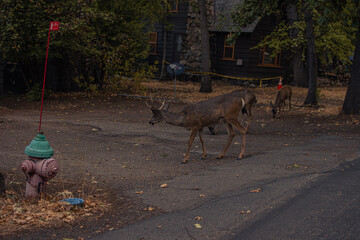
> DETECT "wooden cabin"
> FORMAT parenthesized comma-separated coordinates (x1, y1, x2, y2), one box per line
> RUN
(148, 0, 289, 83)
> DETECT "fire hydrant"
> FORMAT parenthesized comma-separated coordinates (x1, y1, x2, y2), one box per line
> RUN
(21, 132, 58, 198)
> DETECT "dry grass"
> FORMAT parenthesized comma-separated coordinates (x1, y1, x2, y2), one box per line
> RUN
(142, 79, 348, 117)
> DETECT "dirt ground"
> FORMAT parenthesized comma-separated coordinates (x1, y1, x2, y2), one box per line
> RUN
(0, 80, 359, 239)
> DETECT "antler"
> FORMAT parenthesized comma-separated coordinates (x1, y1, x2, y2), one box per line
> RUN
(145, 101, 152, 108)
(146, 99, 166, 110)
(159, 100, 166, 110)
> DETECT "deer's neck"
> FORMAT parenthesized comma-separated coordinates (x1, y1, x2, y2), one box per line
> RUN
(162, 110, 186, 127)
(275, 92, 282, 106)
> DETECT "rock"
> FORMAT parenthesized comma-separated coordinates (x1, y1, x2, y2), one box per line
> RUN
(242, 81, 250, 87)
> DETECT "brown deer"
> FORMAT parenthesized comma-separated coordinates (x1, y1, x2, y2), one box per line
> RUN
(270, 85, 292, 118)
(148, 90, 257, 164)
(208, 91, 257, 135)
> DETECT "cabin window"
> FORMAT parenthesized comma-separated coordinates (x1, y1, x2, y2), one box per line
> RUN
(149, 32, 157, 55)
(168, 0, 179, 12)
(222, 34, 235, 60)
(258, 37, 281, 66)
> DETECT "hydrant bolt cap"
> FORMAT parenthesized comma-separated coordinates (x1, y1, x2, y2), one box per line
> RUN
(25, 132, 54, 158)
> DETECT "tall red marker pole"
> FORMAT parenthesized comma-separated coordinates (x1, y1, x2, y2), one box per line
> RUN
(39, 21, 59, 132)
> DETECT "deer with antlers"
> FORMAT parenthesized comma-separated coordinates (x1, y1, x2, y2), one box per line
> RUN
(148, 89, 257, 164)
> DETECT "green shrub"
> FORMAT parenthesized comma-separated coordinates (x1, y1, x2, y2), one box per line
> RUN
(26, 83, 51, 101)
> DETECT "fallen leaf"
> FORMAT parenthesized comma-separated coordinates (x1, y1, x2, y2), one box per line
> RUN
(240, 210, 251, 214)
(195, 216, 203, 220)
(199, 194, 205, 197)
(194, 223, 202, 229)
(250, 188, 261, 193)
(148, 207, 155, 211)
(160, 184, 168, 188)
(135, 191, 144, 194)
(293, 164, 300, 168)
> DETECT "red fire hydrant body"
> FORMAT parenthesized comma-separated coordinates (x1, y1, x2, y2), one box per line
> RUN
(22, 133, 58, 198)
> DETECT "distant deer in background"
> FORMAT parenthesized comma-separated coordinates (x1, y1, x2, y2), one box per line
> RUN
(208, 92, 257, 135)
(270, 85, 293, 118)
(148, 90, 257, 164)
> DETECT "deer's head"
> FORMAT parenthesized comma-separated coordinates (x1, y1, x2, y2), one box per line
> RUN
(147, 100, 169, 125)
(270, 101, 277, 118)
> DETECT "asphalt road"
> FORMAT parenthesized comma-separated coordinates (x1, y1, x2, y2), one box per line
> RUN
(231, 157, 360, 240)
(91, 135, 360, 240)
(1, 95, 359, 240)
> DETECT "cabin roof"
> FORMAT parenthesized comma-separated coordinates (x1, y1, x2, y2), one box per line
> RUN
(210, 0, 259, 33)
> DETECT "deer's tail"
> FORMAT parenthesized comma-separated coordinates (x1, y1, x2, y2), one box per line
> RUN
(241, 98, 247, 115)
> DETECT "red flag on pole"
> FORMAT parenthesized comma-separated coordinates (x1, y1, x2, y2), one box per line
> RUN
(50, 21, 59, 31)
(39, 21, 59, 132)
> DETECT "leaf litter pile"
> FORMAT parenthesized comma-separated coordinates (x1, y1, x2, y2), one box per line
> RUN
(0, 171, 111, 236)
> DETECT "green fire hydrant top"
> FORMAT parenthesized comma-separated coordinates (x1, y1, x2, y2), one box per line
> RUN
(25, 132, 54, 158)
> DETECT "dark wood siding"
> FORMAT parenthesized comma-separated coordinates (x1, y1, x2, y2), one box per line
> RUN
(211, 16, 288, 81)
(148, 1, 188, 65)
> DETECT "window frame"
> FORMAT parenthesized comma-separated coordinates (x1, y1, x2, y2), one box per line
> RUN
(168, 0, 179, 12)
(149, 32, 157, 55)
(222, 34, 235, 61)
(258, 37, 281, 67)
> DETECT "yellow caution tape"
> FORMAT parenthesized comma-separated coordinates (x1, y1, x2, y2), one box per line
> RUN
(187, 70, 282, 87)
(161, 60, 282, 87)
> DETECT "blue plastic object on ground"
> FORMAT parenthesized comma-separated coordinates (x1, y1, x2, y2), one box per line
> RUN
(60, 198, 84, 207)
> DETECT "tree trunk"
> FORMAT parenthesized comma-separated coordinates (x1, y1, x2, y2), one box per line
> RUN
(342, 25, 360, 114)
(292, 51, 308, 87)
(286, 3, 307, 87)
(160, 22, 168, 80)
(303, 4, 317, 105)
(198, 0, 212, 93)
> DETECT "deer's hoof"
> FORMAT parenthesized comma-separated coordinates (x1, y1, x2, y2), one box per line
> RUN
(181, 160, 188, 164)
(236, 154, 245, 160)
(201, 155, 207, 159)
(216, 155, 223, 159)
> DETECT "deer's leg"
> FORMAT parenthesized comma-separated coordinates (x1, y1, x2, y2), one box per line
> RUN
(227, 119, 247, 160)
(278, 102, 284, 116)
(182, 128, 198, 164)
(289, 96, 292, 110)
(208, 126, 216, 135)
(244, 104, 253, 129)
(198, 128, 207, 159)
(217, 122, 236, 159)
